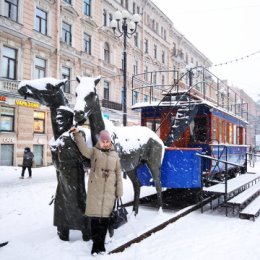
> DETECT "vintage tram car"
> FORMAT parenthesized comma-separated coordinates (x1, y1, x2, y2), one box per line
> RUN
(132, 67, 248, 199)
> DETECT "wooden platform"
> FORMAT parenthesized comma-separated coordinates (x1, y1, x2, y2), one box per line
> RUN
(239, 195, 260, 221)
(203, 173, 260, 197)
(202, 173, 260, 217)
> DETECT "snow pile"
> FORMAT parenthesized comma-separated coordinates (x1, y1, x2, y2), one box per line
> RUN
(1, 162, 260, 259)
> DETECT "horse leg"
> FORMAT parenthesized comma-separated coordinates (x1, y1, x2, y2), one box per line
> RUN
(126, 169, 141, 215)
(146, 161, 162, 209)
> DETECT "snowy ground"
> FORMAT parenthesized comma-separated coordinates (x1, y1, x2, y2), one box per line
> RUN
(1, 161, 260, 260)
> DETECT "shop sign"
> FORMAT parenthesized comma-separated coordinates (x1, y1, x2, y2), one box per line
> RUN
(0, 96, 7, 102)
(2, 137, 14, 143)
(15, 99, 40, 108)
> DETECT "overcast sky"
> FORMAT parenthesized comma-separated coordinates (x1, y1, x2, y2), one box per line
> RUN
(151, 0, 260, 101)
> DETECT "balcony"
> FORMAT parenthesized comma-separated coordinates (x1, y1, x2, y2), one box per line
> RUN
(101, 99, 122, 111)
(0, 79, 19, 93)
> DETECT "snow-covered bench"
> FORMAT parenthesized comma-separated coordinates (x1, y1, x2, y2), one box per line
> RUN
(226, 181, 260, 214)
(239, 195, 260, 221)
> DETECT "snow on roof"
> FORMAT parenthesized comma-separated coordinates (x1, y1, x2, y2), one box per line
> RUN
(132, 97, 248, 124)
(18, 77, 66, 91)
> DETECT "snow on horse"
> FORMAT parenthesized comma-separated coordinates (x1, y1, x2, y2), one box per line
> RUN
(73, 76, 165, 214)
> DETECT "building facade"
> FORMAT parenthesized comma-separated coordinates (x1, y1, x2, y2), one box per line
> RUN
(0, 0, 257, 166)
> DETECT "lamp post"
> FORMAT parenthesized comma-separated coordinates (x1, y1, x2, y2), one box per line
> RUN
(110, 10, 141, 126)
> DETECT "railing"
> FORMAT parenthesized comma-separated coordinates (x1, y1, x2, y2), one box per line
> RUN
(131, 66, 249, 122)
(101, 99, 122, 111)
(0, 78, 20, 93)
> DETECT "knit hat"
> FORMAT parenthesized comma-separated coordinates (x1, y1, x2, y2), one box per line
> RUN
(99, 130, 111, 142)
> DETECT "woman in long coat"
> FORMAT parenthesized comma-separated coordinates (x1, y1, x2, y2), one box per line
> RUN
(72, 129, 123, 256)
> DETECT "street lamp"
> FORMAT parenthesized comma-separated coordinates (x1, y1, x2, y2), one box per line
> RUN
(110, 10, 141, 126)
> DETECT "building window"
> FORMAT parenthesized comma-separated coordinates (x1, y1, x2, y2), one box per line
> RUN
(84, 33, 91, 54)
(62, 21, 72, 45)
(61, 66, 71, 93)
(133, 60, 138, 75)
(134, 32, 138, 47)
(2, 46, 17, 80)
(154, 44, 157, 59)
(162, 50, 165, 64)
(144, 94, 148, 102)
(35, 7, 47, 35)
(133, 2, 136, 13)
(162, 75, 165, 86)
(144, 39, 148, 53)
(1, 144, 14, 166)
(84, 0, 91, 16)
(33, 144, 43, 166)
(153, 73, 157, 84)
(144, 65, 148, 80)
(185, 53, 189, 64)
(104, 42, 110, 63)
(173, 43, 177, 56)
(34, 57, 46, 79)
(0, 106, 15, 132)
(133, 91, 139, 104)
(4, 0, 18, 22)
(63, 0, 72, 4)
(104, 81, 110, 100)
(34, 111, 45, 134)
(125, 0, 129, 9)
(108, 13, 113, 25)
(103, 9, 107, 26)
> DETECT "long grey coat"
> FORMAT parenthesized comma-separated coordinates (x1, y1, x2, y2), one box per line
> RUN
(74, 131, 123, 218)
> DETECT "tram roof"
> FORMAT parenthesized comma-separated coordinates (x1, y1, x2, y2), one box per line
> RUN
(132, 94, 248, 125)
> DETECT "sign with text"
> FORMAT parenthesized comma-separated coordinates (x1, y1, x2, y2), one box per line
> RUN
(0, 96, 7, 102)
(15, 100, 40, 108)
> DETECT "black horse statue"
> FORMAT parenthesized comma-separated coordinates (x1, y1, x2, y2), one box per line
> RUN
(18, 78, 69, 139)
(73, 76, 165, 215)
(18, 78, 90, 241)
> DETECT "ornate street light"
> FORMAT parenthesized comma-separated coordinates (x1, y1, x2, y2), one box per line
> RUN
(110, 10, 141, 126)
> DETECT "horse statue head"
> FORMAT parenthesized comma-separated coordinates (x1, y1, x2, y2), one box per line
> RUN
(18, 78, 69, 108)
(74, 76, 102, 126)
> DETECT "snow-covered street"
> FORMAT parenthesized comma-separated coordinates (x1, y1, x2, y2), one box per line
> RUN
(1, 163, 260, 260)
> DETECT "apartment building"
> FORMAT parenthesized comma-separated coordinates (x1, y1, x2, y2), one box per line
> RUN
(0, 0, 238, 166)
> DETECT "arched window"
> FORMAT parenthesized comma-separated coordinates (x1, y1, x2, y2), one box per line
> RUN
(104, 42, 110, 63)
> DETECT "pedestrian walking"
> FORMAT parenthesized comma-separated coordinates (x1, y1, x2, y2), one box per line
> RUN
(20, 147, 34, 179)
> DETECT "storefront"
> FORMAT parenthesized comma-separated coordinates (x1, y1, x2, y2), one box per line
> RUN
(0, 94, 53, 166)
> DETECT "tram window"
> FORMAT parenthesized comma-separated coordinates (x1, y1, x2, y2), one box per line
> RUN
(218, 119, 222, 142)
(145, 119, 160, 135)
(212, 119, 217, 140)
(222, 121, 226, 143)
(194, 117, 207, 142)
(229, 124, 233, 144)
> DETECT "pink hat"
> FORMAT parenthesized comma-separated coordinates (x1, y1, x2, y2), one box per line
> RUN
(99, 130, 111, 142)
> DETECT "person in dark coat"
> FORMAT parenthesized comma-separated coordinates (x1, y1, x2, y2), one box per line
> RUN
(50, 106, 89, 241)
(71, 128, 123, 256)
(20, 147, 34, 179)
